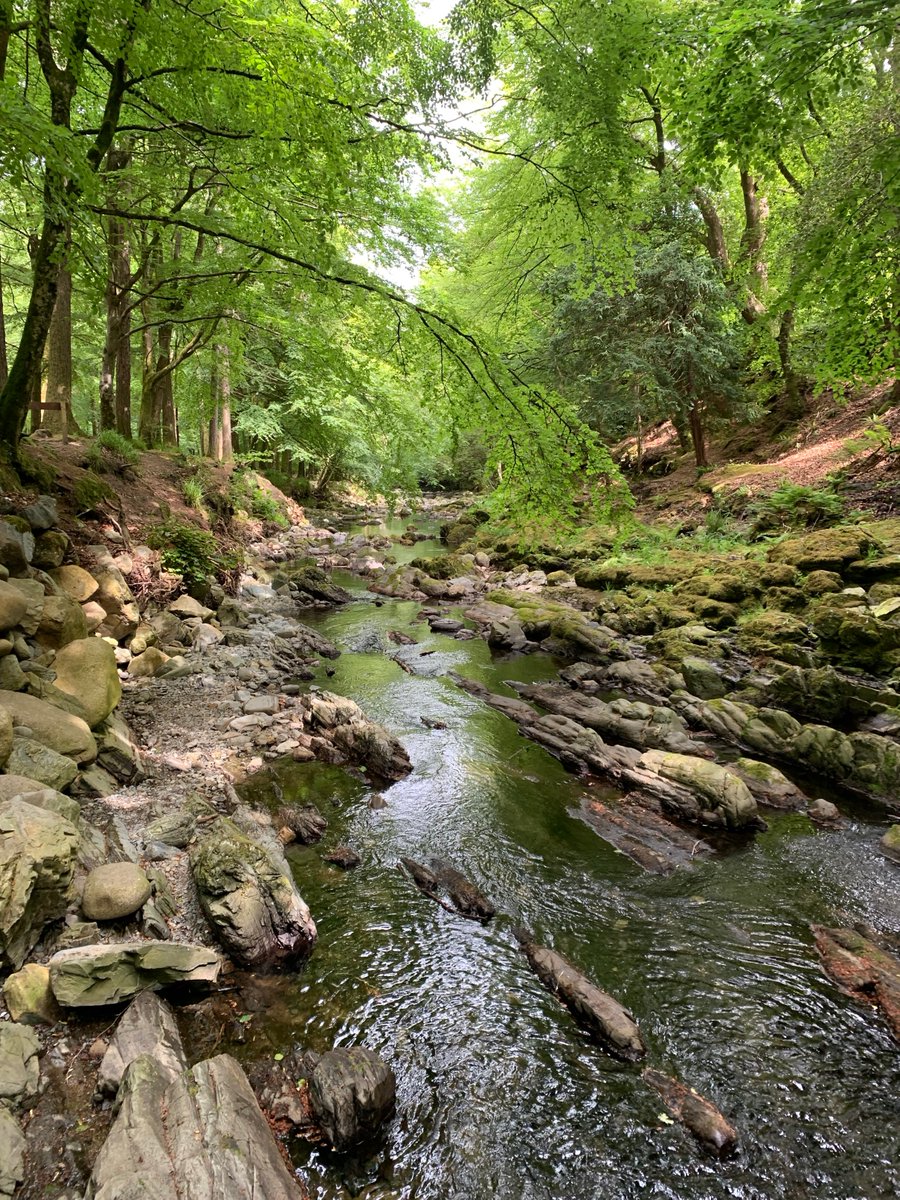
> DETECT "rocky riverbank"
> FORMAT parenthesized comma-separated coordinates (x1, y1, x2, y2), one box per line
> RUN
(2, 488, 900, 1197)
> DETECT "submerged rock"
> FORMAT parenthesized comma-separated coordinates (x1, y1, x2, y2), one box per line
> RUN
(516, 933, 646, 1062)
(303, 690, 412, 781)
(812, 925, 900, 1040)
(639, 751, 760, 829)
(643, 1068, 738, 1157)
(308, 1047, 396, 1150)
(191, 815, 316, 968)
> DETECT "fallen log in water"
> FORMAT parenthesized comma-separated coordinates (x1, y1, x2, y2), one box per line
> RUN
(515, 931, 646, 1062)
(400, 857, 495, 923)
(812, 924, 900, 1041)
(643, 1068, 739, 1157)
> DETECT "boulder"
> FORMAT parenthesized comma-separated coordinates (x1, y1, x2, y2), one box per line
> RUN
(86, 1053, 303, 1200)
(0, 774, 77, 817)
(51, 637, 122, 727)
(0, 1022, 40, 1107)
(128, 647, 170, 677)
(639, 751, 759, 829)
(95, 713, 144, 783)
(5, 739, 79, 790)
(21, 496, 58, 533)
(97, 991, 187, 1097)
(82, 863, 152, 921)
(0, 690, 96, 762)
(643, 1068, 738, 1157)
(0, 584, 28, 634)
(5, 578, 43, 634)
(48, 941, 220, 1007)
(2, 963, 58, 1025)
(0, 799, 80, 969)
(517, 934, 646, 1061)
(680, 656, 726, 700)
(768, 529, 870, 573)
(308, 1048, 396, 1150)
(167, 595, 214, 620)
(401, 857, 495, 922)
(728, 757, 808, 809)
(0, 658, 25, 693)
(31, 530, 69, 570)
(50, 564, 99, 603)
(190, 816, 317, 968)
(82, 600, 106, 632)
(92, 561, 140, 639)
(0, 522, 33, 575)
(0, 1107, 24, 1196)
(34, 593, 88, 648)
(304, 691, 412, 781)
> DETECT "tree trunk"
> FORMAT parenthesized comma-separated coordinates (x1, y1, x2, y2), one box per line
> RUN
(0, 249, 8, 390)
(0, 214, 66, 451)
(693, 188, 730, 273)
(218, 344, 232, 462)
(739, 169, 769, 323)
(139, 316, 160, 445)
(100, 188, 132, 436)
(115, 297, 132, 438)
(157, 323, 177, 446)
(777, 309, 804, 418)
(688, 402, 708, 468)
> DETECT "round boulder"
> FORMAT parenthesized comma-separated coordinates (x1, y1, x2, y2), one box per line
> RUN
(82, 863, 152, 921)
(52, 637, 122, 728)
(308, 1048, 396, 1149)
(50, 565, 99, 604)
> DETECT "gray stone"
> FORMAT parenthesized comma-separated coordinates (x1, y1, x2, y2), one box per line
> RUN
(51, 637, 122, 727)
(0, 1106, 24, 1195)
(86, 1053, 302, 1200)
(21, 496, 59, 533)
(49, 941, 221, 1007)
(35, 593, 89, 648)
(128, 647, 169, 677)
(640, 751, 759, 829)
(145, 811, 196, 850)
(191, 815, 316, 968)
(82, 863, 152, 921)
(0, 690, 96, 762)
(0, 1023, 40, 1107)
(0, 799, 80, 969)
(5, 578, 43, 634)
(681, 656, 726, 700)
(5, 738, 79, 790)
(0, 583, 27, 633)
(2, 963, 58, 1026)
(0, 657, 25, 693)
(244, 694, 279, 715)
(31, 530, 69, 570)
(0, 522, 33, 575)
(0, 775, 78, 822)
(308, 1048, 396, 1150)
(167, 595, 214, 620)
(97, 992, 187, 1097)
(95, 714, 144, 782)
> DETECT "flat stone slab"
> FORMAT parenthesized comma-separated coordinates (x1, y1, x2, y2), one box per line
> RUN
(49, 941, 220, 1008)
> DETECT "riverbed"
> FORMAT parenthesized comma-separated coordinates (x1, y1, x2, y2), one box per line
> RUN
(231, 517, 900, 1200)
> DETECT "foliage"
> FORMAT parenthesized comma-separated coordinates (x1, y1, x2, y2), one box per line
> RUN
(751, 481, 846, 532)
(228, 471, 289, 528)
(182, 478, 205, 511)
(86, 431, 140, 473)
(146, 517, 242, 592)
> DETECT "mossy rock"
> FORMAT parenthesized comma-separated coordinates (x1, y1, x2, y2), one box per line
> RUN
(410, 553, 471, 580)
(647, 623, 724, 665)
(767, 529, 871, 573)
(811, 605, 900, 671)
(736, 611, 810, 658)
(763, 586, 807, 612)
(675, 573, 756, 604)
(802, 570, 844, 597)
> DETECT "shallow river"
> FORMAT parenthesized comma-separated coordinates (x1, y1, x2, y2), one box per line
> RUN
(233, 517, 900, 1200)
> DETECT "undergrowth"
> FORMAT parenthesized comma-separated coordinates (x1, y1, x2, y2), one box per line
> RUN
(147, 514, 242, 592)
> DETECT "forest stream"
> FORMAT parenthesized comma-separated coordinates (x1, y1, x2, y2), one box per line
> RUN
(217, 516, 900, 1200)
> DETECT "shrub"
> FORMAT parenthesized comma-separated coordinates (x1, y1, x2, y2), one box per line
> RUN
(147, 517, 242, 592)
(751, 481, 845, 533)
(87, 429, 140, 474)
(182, 477, 205, 510)
(228, 470, 289, 528)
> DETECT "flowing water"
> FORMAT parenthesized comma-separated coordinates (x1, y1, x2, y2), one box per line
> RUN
(230, 517, 900, 1200)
